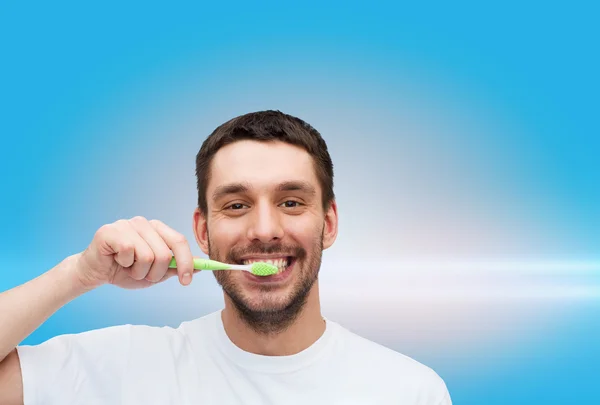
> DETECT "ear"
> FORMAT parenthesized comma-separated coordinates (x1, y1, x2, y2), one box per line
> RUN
(322, 200, 338, 250)
(193, 208, 210, 255)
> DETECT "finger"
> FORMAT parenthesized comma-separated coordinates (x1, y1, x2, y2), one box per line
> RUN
(114, 220, 155, 280)
(158, 268, 180, 283)
(158, 266, 202, 283)
(129, 216, 173, 283)
(95, 222, 135, 267)
(149, 219, 194, 285)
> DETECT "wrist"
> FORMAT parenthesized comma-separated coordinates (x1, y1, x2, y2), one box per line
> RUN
(54, 252, 99, 297)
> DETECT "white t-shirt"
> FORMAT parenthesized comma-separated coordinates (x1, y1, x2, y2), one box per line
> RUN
(17, 310, 451, 404)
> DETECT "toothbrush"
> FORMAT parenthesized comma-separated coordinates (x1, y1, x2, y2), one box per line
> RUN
(168, 257, 279, 276)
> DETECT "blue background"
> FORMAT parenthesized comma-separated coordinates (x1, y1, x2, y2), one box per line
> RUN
(1, 1, 599, 403)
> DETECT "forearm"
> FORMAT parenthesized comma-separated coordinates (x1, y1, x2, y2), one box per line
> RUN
(0, 253, 89, 362)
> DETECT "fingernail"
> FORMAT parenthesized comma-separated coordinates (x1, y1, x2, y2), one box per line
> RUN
(182, 273, 192, 285)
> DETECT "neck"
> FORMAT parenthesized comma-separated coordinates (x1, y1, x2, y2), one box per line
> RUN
(221, 282, 325, 356)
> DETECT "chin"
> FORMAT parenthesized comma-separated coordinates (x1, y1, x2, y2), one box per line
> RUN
(217, 258, 318, 320)
(240, 286, 297, 312)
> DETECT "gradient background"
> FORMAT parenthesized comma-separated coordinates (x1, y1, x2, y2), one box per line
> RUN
(1, 1, 599, 403)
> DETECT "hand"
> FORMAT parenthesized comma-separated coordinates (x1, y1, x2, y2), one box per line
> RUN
(75, 216, 196, 290)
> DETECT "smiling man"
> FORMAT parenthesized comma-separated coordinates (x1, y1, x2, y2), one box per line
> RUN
(0, 110, 451, 404)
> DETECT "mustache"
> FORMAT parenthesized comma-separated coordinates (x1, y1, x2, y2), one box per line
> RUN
(226, 242, 307, 263)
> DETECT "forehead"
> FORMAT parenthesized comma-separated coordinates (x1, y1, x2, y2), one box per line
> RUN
(207, 140, 320, 196)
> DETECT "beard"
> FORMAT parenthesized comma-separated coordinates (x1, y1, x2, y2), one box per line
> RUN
(208, 229, 324, 335)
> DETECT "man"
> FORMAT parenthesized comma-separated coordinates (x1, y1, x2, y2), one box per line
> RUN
(0, 110, 451, 404)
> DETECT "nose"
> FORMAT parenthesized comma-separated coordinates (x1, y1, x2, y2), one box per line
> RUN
(246, 200, 284, 243)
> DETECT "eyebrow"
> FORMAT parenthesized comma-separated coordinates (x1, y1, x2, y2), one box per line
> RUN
(212, 181, 316, 201)
(212, 182, 251, 202)
(276, 181, 316, 195)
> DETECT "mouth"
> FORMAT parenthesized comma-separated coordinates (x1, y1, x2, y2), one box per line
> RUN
(240, 256, 294, 272)
(237, 256, 296, 282)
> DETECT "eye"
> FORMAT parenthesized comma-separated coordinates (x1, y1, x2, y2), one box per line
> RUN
(280, 200, 302, 208)
(226, 203, 248, 210)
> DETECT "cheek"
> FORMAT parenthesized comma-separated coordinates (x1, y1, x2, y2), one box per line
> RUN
(283, 216, 323, 245)
(210, 218, 246, 245)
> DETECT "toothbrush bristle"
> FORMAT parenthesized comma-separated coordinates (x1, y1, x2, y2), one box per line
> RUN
(250, 262, 279, 276)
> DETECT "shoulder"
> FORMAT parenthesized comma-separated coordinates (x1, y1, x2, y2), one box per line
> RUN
(328, 320, 449, 399)
(175, 309, 220, 338)
(124, 310, 218, 338)
(123, 310, 220, 353)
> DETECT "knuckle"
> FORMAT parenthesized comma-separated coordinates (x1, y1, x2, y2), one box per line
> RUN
(120, 241, 135, 252)
(145, 273, 162, 283)
(130, 216, 147, 224)
(95, 224, 111, 238)
(154, 250, 172, 265)
(137, 251, 155, 264)
(173, 233, 188, 245)
(149, 219, 163, 228)
(131, 270, 146, 280)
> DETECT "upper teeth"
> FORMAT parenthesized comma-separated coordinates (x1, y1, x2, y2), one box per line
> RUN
(243, 258, 288, 268)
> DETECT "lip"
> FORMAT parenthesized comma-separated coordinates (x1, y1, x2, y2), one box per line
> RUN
(243, 257, 296, 283)
(239, 255, 293, 262)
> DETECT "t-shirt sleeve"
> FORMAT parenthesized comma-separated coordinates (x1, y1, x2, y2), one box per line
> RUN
(435, 378, 452, 405)
(16, 324, 132, 405)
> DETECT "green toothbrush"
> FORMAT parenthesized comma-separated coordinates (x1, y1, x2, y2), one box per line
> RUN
(168, 257, 279, 276)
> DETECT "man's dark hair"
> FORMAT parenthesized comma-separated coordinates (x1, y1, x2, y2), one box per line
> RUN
(195, 110, 335, 215)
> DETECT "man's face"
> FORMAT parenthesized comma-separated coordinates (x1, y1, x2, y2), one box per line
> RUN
(194, 140, 337, 331)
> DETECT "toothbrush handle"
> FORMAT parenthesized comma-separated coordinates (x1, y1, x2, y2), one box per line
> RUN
(169, 257, 231, 271)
